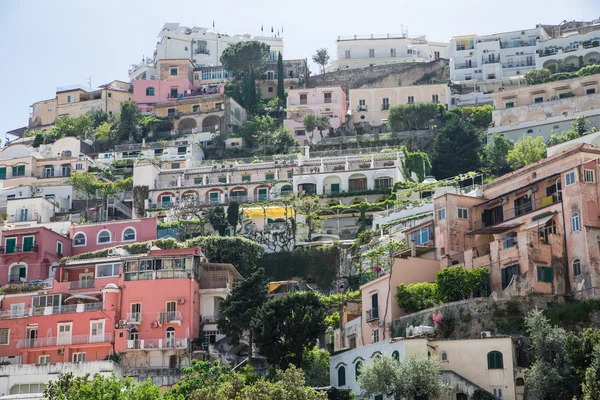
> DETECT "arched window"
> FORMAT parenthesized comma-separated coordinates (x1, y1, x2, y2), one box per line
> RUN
(337, 366, 346, 386)
(487, 351, 504, 369)
(573, 259, 581, 277)
(97, 230, 111, 244)
(73, 232, 86, 246)
(516, 377, 525, 386)
(146, 87, 155, 96)
(166, 326, 175, 347)
(355, 361, 362, 379)
(392, 350, 400, 362)
(441, 351, 448, 361)
(572, 212, 581, 232)
(122, 228, 136, 242)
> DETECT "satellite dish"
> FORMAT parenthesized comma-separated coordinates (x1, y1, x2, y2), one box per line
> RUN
(146, 241, 153, 249)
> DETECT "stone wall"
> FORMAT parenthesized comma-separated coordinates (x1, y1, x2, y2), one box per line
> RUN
(307, 59, 449, 90)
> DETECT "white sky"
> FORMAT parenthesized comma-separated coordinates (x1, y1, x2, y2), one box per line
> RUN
(0, 0, 598, 138)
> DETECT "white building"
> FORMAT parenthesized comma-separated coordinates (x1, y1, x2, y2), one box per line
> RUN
(129, 23, 284, 80)
(327, 34, 448, 72)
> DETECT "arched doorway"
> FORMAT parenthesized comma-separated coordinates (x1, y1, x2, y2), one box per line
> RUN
(178, 118, 197, 133)
(202, 115, 221, 132)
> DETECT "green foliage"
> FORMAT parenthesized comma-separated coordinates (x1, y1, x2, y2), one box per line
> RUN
(312, 48, 330, 74)
(226, 201, 240, 236)
(93, 122, 116, 141)
(302, 346, 331, 387)
(577, 64, 600, 77)
(220, 41, 270, 76)
(451, 105, 493, 127)
(168, 360, 234, 399)
(302, 113, 318, 140)
(547, 115, 589, 147)
(396, 282, 439, 313)
(544, 299, 600, 327)
(0, 284, 42, 295)
(294, 195, 323, 241)
(325, 311, 340, 329)
(185, 236, 264, 277)
(357, 354, 449, 399)
(277, 52, 285, 100)
(431, 113, 481, 179)
(207, 206, 228, 236)
(566, 328, 600, 380)
(132, 185, 149, 218)
(436, 266, 489, 303)
(138, 115, 172, 136)
(485, 133, 514, 176)
(52, 114, 94, 139)
(252, 291, 328, 368)
(401, 145, 432, 181)
(315, 115, 331, 139)
(117, 101, 142, 142)
(238, 114, 275, 147)
(387, 102, 439, 131)
(258, 245, 340, 289)
(549, 72, 578, 81)
(241, 73, 259, 114)
(525, 68, 552, 85)
(471, 389, 497, 400)
(70, 172, 99, 198)
(319, 290, 361, 309)
(507, 135, 547, 170)
(44, 372, 161, 400)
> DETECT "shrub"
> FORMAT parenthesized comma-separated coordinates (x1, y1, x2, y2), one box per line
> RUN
(396, 282, 439, 313)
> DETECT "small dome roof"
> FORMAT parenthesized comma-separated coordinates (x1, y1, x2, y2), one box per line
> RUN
(104, 283, 118, 289)
(423, 176, 437, 184)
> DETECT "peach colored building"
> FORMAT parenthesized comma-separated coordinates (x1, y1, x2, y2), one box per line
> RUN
(70, 218, 158, 255)
(349, 84, 449, 125)
(284, 86, 348, 145)
(435, 143, 600, 299)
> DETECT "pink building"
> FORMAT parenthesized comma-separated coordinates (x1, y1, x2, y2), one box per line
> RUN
(133, 80, 193, 112)
(284, 86, 348, 145)
(0, 227, 71, 286)
(70, 218, 157, 255)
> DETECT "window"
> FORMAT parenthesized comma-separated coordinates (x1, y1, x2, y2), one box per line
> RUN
(90, 320, 105, 342)
(345, 50, 350, 59)
(441, 351, 448, 361)
(565, 171, 576, 186)
(0, 167, 6, 180)
(324, 92, 332, 103)
(23, 236, 34, 252)
(57, 241, 63, 255)
(194, 177, 203, 185)
(166, 326, 176, 347)
(0, 328, 8, 345)
(97, 230, 111, 244)
(300, 94, 307, 104)
(295, 130, 305, 136)
(10, 303, 25, 318)
(170, 67, 178, 76)
(355, 361, 363, 378)
(382, 98, 390, 110)
(268, 87, 273, 93)
(38, 355, 50, 364)
(57, 323, 72, 345)
(12, 165, 25, 177)
(434, 51, 440, 59)
(407, 96, 414, 104)
(258, 188, 268, 201)
(501, 264, 519, 289)
(585, 169, 595, 183)
(392, 350, 400, 361)
(505, 102, 515, 108)
(108, 92, 112, 98)
(437, 208, 446, 220)
(492, 387, 504, 400)
(516, 377, 525, 386)
(4, 237, 16, 254)
(534, 96, 543, 103)
(458, 208, 469, 219)
(337, 366, 346, 386)
(10, 384, 45, 395)
(96, 263, 120, 278)
(572, 211, 581, 232)
(33, 294, 61, 308)
(375, 177, 392, 189)
(573, 259, 581, 277)
(171, 162, 180, 169)
(72, 352, 86, 363)
(170, 88, 178, 98)
(265, 173, 275, 181)
(123, 228, 136, 242)
(587, 88, 597, 95)
(218, 176, 227, 183)
(130, 303, 141, 323)
(390, 48, 396, 57)
(67, 95, 73, 103)
(178, 146, 187, 155)
(73, 233, 86, 246)
(209, 192, 220, 203)
(413, 227, 430, 245)
(76, 163, 83, 170)
(373, 328, 380, 343)
(369, 49, 375, 58)
(267, 71, 275, 80)
(536, 265, 553, 283)
(487, 351, 504, 369)
(240, 175, 251, 182)
(167, 108, 176, 117)
(431, 94, 439, 103)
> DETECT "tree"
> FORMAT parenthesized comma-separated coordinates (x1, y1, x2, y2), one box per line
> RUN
(525, 68, 552, 85)
(241, 73, 259, 114)
(207, 206, 228, 236)
(303, 346, 331, 387)
(218, 269, 268, 360)
(165, 197, 211, 239)
(435, 266, 489, 303)
(357, 354, 450, 400)
(507, 135, 546, 170)
(220, 41, 270, 76)
(117, 101, 141, 142)
(168, 360, 234, 399)
(277, 52, 285, 100)
(524, 309, 571, 400)
(431, 114, 481, 179)
(226, 201, 240, 236)
(316, 115, 331, 139)
(252, 291, 327, 368)
(485, 133, 514, 176)
(89, 109, 110, 128)
(312, 48, 330, 74)
(52, 114, 94, 139)
(387, 103, 439, 131)
(293, 195, 323, 242)
(184, 236, 263, 277)
(70, 172, 99, 218)
(93, 121, 116, 141)
(238, 115, 275, 150)
(396, 282, 439, 313)
(572, 114, 588, 136)
(302, 113, 318, 142)
(44, 372, 162, 400)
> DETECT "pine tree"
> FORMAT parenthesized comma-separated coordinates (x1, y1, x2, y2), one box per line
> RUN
(277, 52, 285, 102)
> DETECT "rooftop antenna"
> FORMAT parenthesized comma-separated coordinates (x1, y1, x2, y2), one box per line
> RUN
(86, 75, 92, 90)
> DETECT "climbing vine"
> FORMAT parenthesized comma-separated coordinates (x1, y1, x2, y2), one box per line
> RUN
(132, 185, 149, 218)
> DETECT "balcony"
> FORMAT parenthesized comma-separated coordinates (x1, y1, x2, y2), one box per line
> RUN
(0, 244, 38, 254)
(127, 313, 142, 324)
(126, 338, 188, 350)
(68, 280, 95, 290)
(124, 269, 195, 281)
(455, 62, 478, 70)
(201, 314, 220, 324)
(158, 311, 183, 325)
(366, 308, 379, 322)
(30, 303, 103, 316)
(17, 333, 113, 349)
(0, 308, 30, 319)
(357, 105, 368, 111)
(502, 61, 535, 69)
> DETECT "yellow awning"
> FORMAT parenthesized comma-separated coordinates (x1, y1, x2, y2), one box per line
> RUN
(268, 280, 297, 293)
(244, 207, 294, 219)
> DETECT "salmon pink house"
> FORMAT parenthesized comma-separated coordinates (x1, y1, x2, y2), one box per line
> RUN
(0, 226, 71, 286)
(69, 218, 157, 255)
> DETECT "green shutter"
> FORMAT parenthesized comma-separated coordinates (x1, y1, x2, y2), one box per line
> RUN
(23, 237, 34, 252)
(0, 167, 6, 180)
(331, 184, 340, 193)
(537, 266, 543, 282)
(501, 269, 507, 288)
(545, 267, 553, 283)
(266, 173, 275, 181)
(242, 175, 250, 182)
(5, 238, 16, 254)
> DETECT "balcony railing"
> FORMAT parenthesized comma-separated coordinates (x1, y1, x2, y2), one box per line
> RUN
(502, 61, 535, 68)
(366, 308, 379, 322)
(357, 105, 368, 111)
(158, 311, 183, 325)
(472, 194, 560, 231)
(124, 269, 195, 281)
(201, 314, 220, 324)
(455, 62, 478, 70)
(31, 302, 102, 316)
(127, 313, 142, 324)
(0, 309, 30, 319)
(1, 244, 39, 254)
(17, 333, 113, 349)
(199, 277, 231, 290)
(68, 280, 95, 290)
(126, 338, 188, 350)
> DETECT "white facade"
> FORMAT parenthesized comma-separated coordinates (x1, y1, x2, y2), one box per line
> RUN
(327, 34, 448, 72)
(537, 29, 600, 72)
(6, 197, 58, 225)
(0, 361, 121, 399)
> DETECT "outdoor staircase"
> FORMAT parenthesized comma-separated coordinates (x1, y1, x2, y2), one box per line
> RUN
(108, 197, 133, 218)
